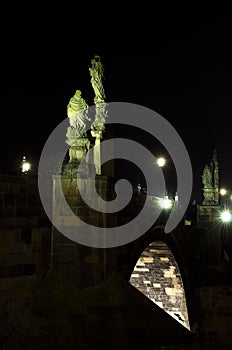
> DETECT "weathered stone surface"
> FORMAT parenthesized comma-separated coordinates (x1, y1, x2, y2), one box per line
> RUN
(5, 270, 194, 350)
(0, 175, 52, 347)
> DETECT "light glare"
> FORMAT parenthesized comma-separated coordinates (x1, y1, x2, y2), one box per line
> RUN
(157, 157, 166, 167)
(220, 188, 227, 196)
(160, 198, 172, 209)
(220, 210, 232, 223)
(22, 162, 31, 173)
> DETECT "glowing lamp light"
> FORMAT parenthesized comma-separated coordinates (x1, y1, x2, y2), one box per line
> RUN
(22, 162, 31, 173)
(159, 198, 172, 209)
(220, 188, 227, 196)
(22, 156, 31, 173)
(157, 157, 166, 167)
(220, 210, 232, 223)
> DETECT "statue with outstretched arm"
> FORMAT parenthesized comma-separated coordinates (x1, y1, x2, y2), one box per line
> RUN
(89, 55, 107, 137)
(89, 56, 108, 175)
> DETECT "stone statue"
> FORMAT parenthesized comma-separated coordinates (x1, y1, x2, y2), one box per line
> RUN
(202, 163, 215, 205)
(66, 90, 90, 142)
(212, 149, 219, 204)
(63, 55, 107, 176)
(89, 55, 108, 175)
(212, 149, 219, 187)
(202, 164, 213, 189)
(89, 55, 107, 136)
(64, 90, 91, 175)
(89, 55, 106, 103)
(201, 150, 220, 205)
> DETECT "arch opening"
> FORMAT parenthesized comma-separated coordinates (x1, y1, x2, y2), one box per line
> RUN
(129, 240, 190, 329)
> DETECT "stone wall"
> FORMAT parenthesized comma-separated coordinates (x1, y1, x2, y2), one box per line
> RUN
(196, 285, 232, 349)
(0, 174, 52, 346)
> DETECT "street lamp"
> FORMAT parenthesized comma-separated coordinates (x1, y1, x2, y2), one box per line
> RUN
(156, 156, 172, 204)
(220, 188, 227, 196)
(220, 210, 232, 223)
(157, 157, 166, 167)
(219, 188, 232, 209)
(159, 197, 173, 210)
(21, 156, 31, 174)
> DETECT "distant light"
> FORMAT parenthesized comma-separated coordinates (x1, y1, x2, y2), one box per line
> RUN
(220, 210, 232, 223)
(22, 156, 31, 173)
(220, 188, 227, 196)
(159, 198, 172, 209)
(137, 183, 141, 193)
(157, 157, 166, 167)
(184, 220, 191, 226)
(22, 162, 31, 173)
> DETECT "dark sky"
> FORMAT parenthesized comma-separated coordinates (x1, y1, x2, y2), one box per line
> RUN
(1, 11, 232, 202)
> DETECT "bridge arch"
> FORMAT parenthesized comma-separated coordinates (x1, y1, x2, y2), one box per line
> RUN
(127, 225, 195, 331)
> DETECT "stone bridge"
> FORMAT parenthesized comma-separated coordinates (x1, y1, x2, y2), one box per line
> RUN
(1, 174, 232, 349)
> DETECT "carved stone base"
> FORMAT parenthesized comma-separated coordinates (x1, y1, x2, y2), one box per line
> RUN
(202, 188, 215, 205)
(63, 137, 91, 177)
(62, 161, 89, 177)
(68, 137, 90, 163)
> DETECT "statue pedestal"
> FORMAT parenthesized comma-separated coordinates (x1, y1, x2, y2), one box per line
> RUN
(63, 137, 91, 177)
(202, 188, 215, 205)
(52, 174, 110, 286)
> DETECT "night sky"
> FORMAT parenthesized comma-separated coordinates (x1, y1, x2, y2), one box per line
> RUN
(1, 11, 232, 202)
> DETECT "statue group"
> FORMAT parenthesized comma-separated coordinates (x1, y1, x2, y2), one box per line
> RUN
(201, 149, 219, 205)
(64, 55, 107, 176)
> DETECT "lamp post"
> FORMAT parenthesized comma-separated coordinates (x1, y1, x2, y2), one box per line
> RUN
(156, 156, 173, 208)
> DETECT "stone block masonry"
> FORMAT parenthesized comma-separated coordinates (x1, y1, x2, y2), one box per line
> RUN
(0, 174, 52, 346)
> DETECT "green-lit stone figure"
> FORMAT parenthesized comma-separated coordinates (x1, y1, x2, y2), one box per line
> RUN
(89, 55, 107, 175)
(212, 149, 219, 204)
(202, 164, 213, 189)
(65, 90, 91, 173)
(66, 89, 90, 140)
(64, 55, 107, 176)
(89, 55, 106, 103)
(202, 149, 220, 205)
(202, 163, 215, 205)
(89, 55, 107, 137)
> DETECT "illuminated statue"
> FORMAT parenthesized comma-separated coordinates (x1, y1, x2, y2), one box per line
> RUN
(89, 55, 106, 103)
(66, 90, 90, 141)
(65, 90, 91, 172)
(212, 149, 219, 204)
(202, 163, 215, 205)
(202, 164, 213, 189)
(202, 150, 220, 205)
(89, 55, 108, 175)
(89, 55, 107, 137)
(64, 55, 107, 175)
